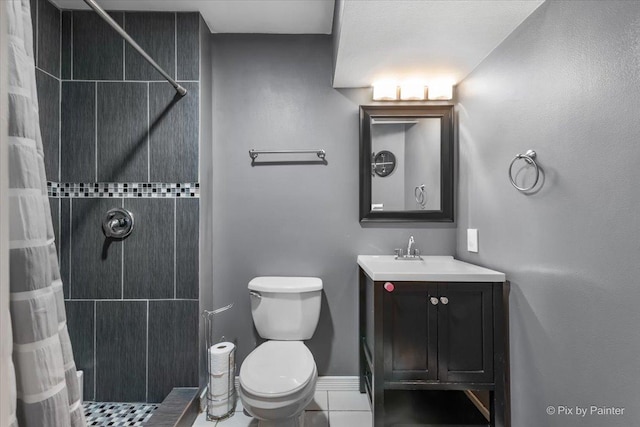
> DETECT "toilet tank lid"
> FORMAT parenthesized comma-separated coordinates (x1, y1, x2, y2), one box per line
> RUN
(248, 276, 322, 293)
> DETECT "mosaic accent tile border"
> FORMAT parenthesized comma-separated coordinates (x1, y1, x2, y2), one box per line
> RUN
(47, 182, 200, 198)
(83, 402, 159, 426)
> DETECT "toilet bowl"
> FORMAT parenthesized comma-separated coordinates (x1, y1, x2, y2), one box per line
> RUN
(239, 341, 317, 426)
(238, 276, 323, 427)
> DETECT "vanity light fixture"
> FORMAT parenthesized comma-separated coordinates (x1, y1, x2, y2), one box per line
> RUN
(427, 83, 454, 100)
(372, 82, 398, 101)
(399, 82, 426, 100)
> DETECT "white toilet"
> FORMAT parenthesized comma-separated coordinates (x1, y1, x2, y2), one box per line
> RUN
(238, 276, 322, 427)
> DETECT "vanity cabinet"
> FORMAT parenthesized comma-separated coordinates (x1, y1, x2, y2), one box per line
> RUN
(383, 282, 494, 384)
(359, 268, 508, 427)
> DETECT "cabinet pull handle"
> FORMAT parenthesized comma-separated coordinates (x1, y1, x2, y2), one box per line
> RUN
(440, 296, 449, 305)
(430, 297, 439, 305)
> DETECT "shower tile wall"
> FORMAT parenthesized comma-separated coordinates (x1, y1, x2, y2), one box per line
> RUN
(33, 0, 201, 403)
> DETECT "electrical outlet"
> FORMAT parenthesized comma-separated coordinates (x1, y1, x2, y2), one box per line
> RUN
(467, 229, 478, 253)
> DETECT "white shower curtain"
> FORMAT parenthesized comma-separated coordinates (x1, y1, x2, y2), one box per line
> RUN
(6, 0, 86, 425)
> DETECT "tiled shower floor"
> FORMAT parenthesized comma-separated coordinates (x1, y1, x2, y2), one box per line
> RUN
(83, 402, 159, 426)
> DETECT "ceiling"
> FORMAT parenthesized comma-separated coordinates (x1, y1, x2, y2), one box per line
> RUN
(52, 0, 544, 88)
(52, 0, 335, 34)
(333, 0, 545, 88)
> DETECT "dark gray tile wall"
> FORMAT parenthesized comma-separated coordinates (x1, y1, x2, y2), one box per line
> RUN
(30, 0, 37, 48)
(37, 0, 60, 77)
(36, 70, 59, 181)
(148, 300, 199, 402)
(177, 13, 200, 81)
(60, 198, 70, 298)
(96, 301, 147, 402)
(61, 11, 72, 80)
(49, 198, 59, 254)
(97, 83, 148, 182)
(176, 199, 199, 299)
(70, 198, 123, 300)
(125, 13, 176, 81)
(61, 82, 95, 182)
(35, 0, 201, 403)
(65, 300, 95, 401)
(123, 199, 175, 299)
(73, 11, 124, 80)
(149, 82, 199, 182)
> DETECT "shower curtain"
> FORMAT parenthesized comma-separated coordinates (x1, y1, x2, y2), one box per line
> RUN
(6, 0, 86, 425)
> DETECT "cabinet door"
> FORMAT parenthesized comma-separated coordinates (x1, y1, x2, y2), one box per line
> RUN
(383, 282, 438, 381)
(437, 282, 494, 383)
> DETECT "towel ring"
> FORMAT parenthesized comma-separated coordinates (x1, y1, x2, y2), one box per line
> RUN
(414, 184, 426, 209)
(509, 150, 539, 192)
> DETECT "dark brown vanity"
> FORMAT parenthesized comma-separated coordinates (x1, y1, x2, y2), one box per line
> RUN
(358, 255, 508, 426)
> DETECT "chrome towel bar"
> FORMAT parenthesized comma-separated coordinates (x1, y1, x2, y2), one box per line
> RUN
(249, 149, 326, 160)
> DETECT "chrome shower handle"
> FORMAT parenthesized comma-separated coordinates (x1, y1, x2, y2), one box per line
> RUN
(102, 207, 134, 239)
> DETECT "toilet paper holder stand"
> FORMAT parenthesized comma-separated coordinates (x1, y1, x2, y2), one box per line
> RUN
(203, 304, 236, 421)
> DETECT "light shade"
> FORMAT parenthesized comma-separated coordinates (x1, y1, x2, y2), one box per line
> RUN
(400, 82, 425, 100)
(427, 83, 454, 100)
(372, 83, 398, 101)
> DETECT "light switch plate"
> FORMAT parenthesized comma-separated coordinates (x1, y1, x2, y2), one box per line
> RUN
(467, 229, 478, 253)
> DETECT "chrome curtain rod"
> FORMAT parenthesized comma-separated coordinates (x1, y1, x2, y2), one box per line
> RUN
(82, 0, 187, 97)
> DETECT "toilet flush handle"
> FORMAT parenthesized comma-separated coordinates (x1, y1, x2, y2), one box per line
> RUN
(249, 291, 262, 299)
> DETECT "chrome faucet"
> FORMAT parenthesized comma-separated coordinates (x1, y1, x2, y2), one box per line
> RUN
(395, 236, 422, 260)
(407, 236, 415, 256)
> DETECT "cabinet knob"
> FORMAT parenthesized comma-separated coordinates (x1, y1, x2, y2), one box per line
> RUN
(440, 296, 449, 305)
(430, 297, 439, 305)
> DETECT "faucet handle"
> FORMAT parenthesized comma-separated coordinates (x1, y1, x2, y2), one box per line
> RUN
(394, 248, 404, 259)
(413, 248, 420, 257)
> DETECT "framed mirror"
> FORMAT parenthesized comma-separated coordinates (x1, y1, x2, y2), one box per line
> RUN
(360, 105, 454, 222)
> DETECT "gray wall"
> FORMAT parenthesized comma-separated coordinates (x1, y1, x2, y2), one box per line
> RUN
(456, 2, 640, 426)
(210, 34, 456, 375)
(34, 0, 201, 403)
(371, 124, 405, 211)
(405, 119, 440, 210)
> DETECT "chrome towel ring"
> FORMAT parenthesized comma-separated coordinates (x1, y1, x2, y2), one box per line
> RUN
(414, 184, 426, 209)
(509, 150, 539, 192)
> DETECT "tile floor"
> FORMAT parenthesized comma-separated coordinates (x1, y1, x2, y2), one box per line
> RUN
(83, 402, 159, 426)
(192, 391, 372, 427)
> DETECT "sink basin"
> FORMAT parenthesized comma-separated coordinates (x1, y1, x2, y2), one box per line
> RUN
(357, 255, 505, 282)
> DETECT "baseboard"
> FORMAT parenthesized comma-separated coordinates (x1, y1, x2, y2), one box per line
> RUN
(201, 375, 361, 400)
(315, 376, 360, 391)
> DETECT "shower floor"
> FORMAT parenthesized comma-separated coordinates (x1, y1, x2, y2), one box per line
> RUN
(83, 402, 160, 426)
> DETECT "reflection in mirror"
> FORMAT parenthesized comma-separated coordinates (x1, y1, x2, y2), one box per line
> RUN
(360, 105, 453, 222)
(370, 118, 441, 211)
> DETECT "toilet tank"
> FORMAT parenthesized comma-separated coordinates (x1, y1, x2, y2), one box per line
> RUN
(248, 277, 322, 340)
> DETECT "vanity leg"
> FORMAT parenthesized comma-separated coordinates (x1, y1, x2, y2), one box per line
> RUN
(491, 282, 508, 427)
(359, 269, 366, 393)
(372, 279, 385, 427)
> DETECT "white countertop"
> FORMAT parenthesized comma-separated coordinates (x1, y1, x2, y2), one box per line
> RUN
(357, 255, 506, 282)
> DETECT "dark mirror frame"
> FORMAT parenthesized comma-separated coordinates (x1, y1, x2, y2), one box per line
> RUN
(360, 105, 454, 223)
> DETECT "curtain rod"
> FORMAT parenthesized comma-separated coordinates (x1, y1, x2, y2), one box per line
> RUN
(82, 0, 187, 97)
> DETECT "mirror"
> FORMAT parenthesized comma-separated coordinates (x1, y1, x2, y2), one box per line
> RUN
(360, 105, 454, 222)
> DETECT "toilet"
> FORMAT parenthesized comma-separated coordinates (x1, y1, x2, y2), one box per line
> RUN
(238, 276, 322, 427)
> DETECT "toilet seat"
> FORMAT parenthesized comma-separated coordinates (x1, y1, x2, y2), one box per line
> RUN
(240, 341, 315, 398)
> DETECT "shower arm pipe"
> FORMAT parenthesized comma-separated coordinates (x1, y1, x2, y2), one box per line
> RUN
(82, 0, 187, 97)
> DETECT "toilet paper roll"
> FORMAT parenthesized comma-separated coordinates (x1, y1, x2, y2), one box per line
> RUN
(207, 393, 236, 418)
(208, 342, 235, 374)
(209, 373, 234, 396)
(208, 342, 236, 402)
(210, 354, 235, 375)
